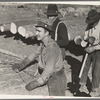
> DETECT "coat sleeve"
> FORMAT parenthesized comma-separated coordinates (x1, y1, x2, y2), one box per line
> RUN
(28, 45, 41, 61)
(56, 23, 69, 47)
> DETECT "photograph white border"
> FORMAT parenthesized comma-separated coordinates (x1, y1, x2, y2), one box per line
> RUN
(0, 1, 100, 99)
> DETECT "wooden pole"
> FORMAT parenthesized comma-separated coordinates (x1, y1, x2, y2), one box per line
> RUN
(79, 53, 88, 78)
(79, 44, 91, 78)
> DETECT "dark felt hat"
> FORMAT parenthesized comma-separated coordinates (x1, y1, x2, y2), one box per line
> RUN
(86, 9, 100, 24)
(44, 4, 60, 16)
(35, 18, 53, 31)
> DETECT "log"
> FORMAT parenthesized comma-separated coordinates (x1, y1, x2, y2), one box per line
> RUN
(0, 23, 11, 32)
(74, 35, 82, 45)
(10, 23, 17, 34)
(0, 48, 26, 60)
(18, 26, 26, 37)
(0, 26, 3, 32)
(10, 19, 37, 34)
(81, 40, 88, 47)
(18, 24, 36, 38)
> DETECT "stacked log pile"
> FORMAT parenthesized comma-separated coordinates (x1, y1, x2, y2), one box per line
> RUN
(10, 19, 37, 34)
(0, 17, 39, 59)
(0, 18, 38, 37)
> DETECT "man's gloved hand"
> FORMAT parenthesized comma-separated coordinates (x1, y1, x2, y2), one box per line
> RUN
(85, 36, 95, 44)
(25, 79, 41, 91)
(12, 57, 31, 72)
(88, 36, 95, 44)
(85, 46, 95, 53)
(12, 63, 21, 72)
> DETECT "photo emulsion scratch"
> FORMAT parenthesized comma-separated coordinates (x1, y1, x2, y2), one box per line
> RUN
(0, 1, 100, 99)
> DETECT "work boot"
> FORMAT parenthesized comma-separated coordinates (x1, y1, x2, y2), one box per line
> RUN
(79, 85, 89, 94)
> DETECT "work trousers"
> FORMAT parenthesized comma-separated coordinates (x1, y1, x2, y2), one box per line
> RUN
(61, 48, 66, 60)
(80, 51, 100, 91)
(38, 67, 67, 96)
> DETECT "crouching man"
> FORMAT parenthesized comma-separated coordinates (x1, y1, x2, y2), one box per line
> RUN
(12, 19, 67, 96)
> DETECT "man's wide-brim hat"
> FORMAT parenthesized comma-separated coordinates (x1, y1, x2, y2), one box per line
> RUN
(44, 4, 61, 16)
(86, 9, 100, 24)
(35, 18, 53, 31)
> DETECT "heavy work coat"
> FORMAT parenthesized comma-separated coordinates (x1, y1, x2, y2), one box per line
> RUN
(50, 17, 69, 59)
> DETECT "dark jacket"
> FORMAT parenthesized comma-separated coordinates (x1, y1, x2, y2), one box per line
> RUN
(50, 17, 69, 48)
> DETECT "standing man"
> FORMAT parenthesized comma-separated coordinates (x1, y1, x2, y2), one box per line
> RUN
(12, 19, 67, 96)
(44, 4, 69, 60)
(79, 9, 100, 97)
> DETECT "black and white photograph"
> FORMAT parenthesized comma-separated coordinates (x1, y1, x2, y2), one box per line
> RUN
(0, 1, 100, 99)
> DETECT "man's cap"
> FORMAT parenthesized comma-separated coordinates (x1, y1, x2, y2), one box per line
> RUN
(35, 18, 53, 31)
(44, 4, 61, 16)
(86, 9, 100, 24)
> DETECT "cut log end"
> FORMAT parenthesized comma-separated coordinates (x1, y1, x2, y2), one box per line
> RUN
(0, 26, 4, 32)
(81, 40, 88, 47)
(18, 26, 26, 37)
(74, 35, 82, 45)
(25, 33, 29, 39)
(1, 24, 11, 32)
(10, 23, 17, 34)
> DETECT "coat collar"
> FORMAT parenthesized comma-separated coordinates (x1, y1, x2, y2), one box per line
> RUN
(42, 36, 51, 47)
